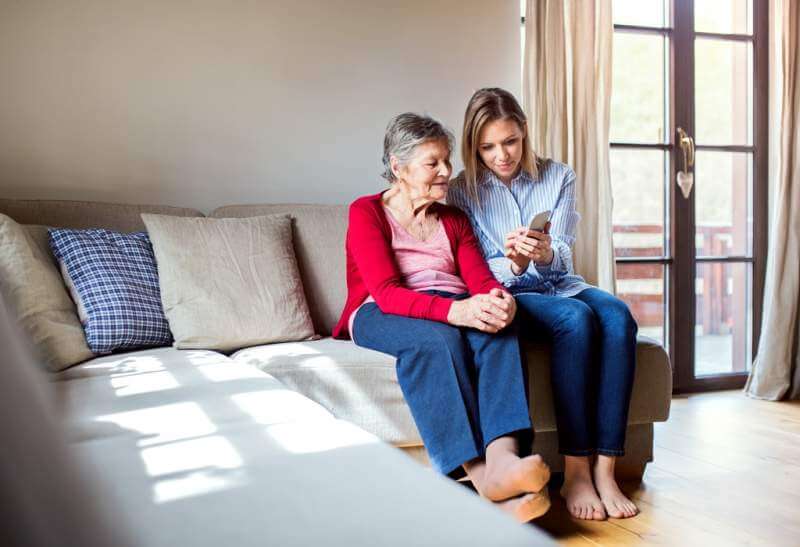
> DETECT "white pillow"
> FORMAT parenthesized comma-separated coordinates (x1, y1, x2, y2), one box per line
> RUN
(141, 213, 315, 351)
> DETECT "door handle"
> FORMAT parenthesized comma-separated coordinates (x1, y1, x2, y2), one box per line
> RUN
(676, 127, 695, 199)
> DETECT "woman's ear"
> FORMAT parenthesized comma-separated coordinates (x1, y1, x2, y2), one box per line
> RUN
(390, 156, 403, 180)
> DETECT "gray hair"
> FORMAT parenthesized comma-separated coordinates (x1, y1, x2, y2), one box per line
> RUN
(381, 113, 455, 183)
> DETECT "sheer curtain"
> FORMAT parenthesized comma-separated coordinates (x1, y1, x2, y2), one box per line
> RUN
(746, 0, 800, 400)
(522, 0, 615, 291)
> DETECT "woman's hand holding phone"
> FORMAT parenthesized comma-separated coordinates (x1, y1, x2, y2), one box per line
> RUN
(505, 211, 554, 272)
(505, 227, 535, 274)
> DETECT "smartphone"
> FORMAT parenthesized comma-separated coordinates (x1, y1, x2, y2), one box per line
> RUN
(528, 210, 551, 233)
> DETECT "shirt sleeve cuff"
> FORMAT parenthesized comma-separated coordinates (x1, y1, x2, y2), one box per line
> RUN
(487, 256, 522, 286)
(534, 241, 567, 274)
(430, 296, 455, 323)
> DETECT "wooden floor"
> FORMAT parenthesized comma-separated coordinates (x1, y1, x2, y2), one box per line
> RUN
(532, 390, 800, 546)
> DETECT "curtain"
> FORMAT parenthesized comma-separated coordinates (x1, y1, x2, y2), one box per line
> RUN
(523, 0, 615, 292)
(746, 0, 800, 400)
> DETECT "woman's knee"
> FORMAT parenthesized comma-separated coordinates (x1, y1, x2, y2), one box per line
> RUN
(600, 297, 638, 339)
(416, 323, 467, 359)
(551, 300, 595, 337)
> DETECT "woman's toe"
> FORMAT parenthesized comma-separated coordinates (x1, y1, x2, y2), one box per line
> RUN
(606, 502, 623, 518)
(568, 504, 579, 519)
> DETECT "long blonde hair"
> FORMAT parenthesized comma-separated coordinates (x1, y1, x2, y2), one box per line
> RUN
(459, 88, 538, 202)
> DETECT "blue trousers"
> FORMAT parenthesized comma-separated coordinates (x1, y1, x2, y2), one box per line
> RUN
(514, 288, 637, 456)
(352, 292, 533, 477)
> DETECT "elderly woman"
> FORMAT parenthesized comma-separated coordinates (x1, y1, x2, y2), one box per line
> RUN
(332, 113, 550, 522)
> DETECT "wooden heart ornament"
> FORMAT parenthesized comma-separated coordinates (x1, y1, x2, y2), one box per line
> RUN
(677, 170, 694, 199)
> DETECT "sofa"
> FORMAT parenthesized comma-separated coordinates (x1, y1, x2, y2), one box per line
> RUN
(0, 196, 672, 544)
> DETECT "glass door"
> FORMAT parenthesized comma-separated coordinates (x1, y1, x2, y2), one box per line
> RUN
(610, 0, 767, 392)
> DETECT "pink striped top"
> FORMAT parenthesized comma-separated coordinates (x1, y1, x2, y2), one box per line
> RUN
(348, 206, 468, 338)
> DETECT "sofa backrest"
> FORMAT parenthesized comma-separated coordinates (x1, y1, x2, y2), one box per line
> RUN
(0, 198, 345, 336)
(211, 204, 348, 336)
(0, 199, 204, 232)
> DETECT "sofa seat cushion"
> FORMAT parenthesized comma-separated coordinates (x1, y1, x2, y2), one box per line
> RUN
(54, 347, 335, 443)
(233, 338, 422, 447)
(233, 336, 671, 447)
(73, 418, 551, 546)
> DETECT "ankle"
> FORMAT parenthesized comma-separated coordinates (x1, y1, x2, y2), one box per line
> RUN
(485, 437, 520, 474)
(592, 458, 617, 484)
(486, 436, 519, 461)
(564, 455, 592, 481)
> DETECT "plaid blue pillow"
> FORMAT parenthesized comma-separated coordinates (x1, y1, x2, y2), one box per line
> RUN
(48, 229, 172, 354)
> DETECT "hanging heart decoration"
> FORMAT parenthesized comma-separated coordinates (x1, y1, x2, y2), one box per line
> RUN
(677, 170, 694, 199)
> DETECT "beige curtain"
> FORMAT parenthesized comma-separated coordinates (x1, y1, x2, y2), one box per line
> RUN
(523, 0, 615, 292)
(746, 0, 800, 400)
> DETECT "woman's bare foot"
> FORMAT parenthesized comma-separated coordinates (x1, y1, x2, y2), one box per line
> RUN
(560, 455, 606, 520)
(593, 455, 638, 518)
(482, 437, 550, 501)
(495, 489, 551, 523)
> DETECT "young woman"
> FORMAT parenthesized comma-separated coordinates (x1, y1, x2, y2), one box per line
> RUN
(333, 113, 551, 522)
(447, 88, 639, 520)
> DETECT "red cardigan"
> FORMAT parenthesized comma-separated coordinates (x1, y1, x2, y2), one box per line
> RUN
(332, 192, 505, 339)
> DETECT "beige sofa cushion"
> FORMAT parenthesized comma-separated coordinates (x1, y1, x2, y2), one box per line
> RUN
(233, 336, 672, 448)
(0, 214, 93, 370)
(142, 214, 315, 352)
(210, 204, 348, 336)
(73, 418, 550, 546)
(233, 338, 420, 446)
(55, 347, 335, 443)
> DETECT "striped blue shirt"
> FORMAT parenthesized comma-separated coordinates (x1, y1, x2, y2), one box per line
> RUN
(447, 160, 591, 297)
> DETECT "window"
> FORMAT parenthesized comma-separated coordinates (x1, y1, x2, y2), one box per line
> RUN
(610, 0, 767, 391)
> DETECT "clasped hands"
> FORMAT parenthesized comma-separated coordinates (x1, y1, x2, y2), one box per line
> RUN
(447, 288, 516, 333)
(504, 227, 553, 275)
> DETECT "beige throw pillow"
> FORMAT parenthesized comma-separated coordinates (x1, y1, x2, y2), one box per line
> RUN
(142, 214, 315, 351)
(0, 214, 94, 370)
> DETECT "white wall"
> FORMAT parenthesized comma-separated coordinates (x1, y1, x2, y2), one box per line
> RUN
(0, 1, 521, 212)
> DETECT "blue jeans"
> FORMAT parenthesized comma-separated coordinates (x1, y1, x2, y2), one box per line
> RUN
(352, 291, 533, 477)
(514, 288, 637, 456)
